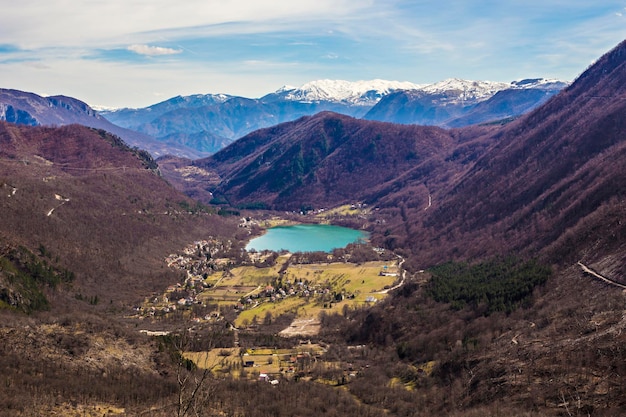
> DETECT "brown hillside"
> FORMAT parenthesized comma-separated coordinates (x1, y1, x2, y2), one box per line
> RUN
(0, 122, 238, 306)
(195, 112, 484, 210)
(406, 39, 626, 273)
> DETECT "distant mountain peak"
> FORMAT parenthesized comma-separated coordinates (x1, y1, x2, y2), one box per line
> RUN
(272, 78, 569, 107)
(275, 85, 297, 93)
(421, 78, 511, 100)
(510, 78, 569, 90)
(276, 79, 426, 105)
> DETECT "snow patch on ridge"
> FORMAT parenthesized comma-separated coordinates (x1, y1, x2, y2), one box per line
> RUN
(421, 78, 511, 101)
(277, 78, 569, 106)
(278, 79, 427, 105)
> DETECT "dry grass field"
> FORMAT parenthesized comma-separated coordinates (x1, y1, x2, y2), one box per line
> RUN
(315, 204, 369, 219)
(184, 345, 326, 379)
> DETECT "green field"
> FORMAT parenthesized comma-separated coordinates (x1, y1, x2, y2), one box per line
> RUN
(197, 257, 400, 327)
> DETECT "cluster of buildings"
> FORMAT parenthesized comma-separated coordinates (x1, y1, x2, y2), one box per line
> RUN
(237, 278, 351, 311)
(134, 238, 235, 319)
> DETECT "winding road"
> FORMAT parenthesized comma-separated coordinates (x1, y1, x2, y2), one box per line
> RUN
(377, 256, 407, 294)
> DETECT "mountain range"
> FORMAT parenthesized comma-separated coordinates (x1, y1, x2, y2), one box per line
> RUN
(0, 89, 207, 159)
(100, 78, 566, 156)
(364, 78, 566, 126)
(1, 78, 566, 159)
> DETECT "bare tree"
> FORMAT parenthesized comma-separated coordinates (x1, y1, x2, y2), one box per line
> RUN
(140, 326, 223, 417)
(173, 329, 220, 417)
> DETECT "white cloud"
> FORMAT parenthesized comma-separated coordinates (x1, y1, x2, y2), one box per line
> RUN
(2, 0, 625, 109)
(23, 61, 51, 70)
(127, 44, 182, 56)
(0, 0, 369, 49)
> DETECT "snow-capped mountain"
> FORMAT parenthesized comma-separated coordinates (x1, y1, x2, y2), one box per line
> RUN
(510, 78, 568, 90)
(273, 79, 426, 105)
(412, 78, 568, 103)
(420, 78, 511, 102)
(272, 78, 568, 106)
(364, 78, 568, 126)
(95, 77, 567, 157)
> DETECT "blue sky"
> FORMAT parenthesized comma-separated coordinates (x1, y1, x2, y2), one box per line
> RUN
(1, 1, 625, 108)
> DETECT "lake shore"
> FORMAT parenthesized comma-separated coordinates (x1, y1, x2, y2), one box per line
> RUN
(245, 224, 369, 253)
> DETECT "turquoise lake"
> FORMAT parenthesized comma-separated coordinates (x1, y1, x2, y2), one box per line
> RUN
(245, 224, 369, 253)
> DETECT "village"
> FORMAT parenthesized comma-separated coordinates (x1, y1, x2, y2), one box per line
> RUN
(134, 231, 401, 329)
(128, 222, 405, 383)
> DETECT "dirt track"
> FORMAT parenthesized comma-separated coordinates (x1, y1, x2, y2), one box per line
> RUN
(578, 262, 626, 290)
(279, 318, 321, 337)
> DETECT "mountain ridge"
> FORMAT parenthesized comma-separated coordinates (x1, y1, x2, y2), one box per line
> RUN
(102, 77, 566, 156)
(268, 79, 427, 105)
(177, 111, 492, 211)
(0, 88, 206, 159)
(363, 78, 566, 126)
